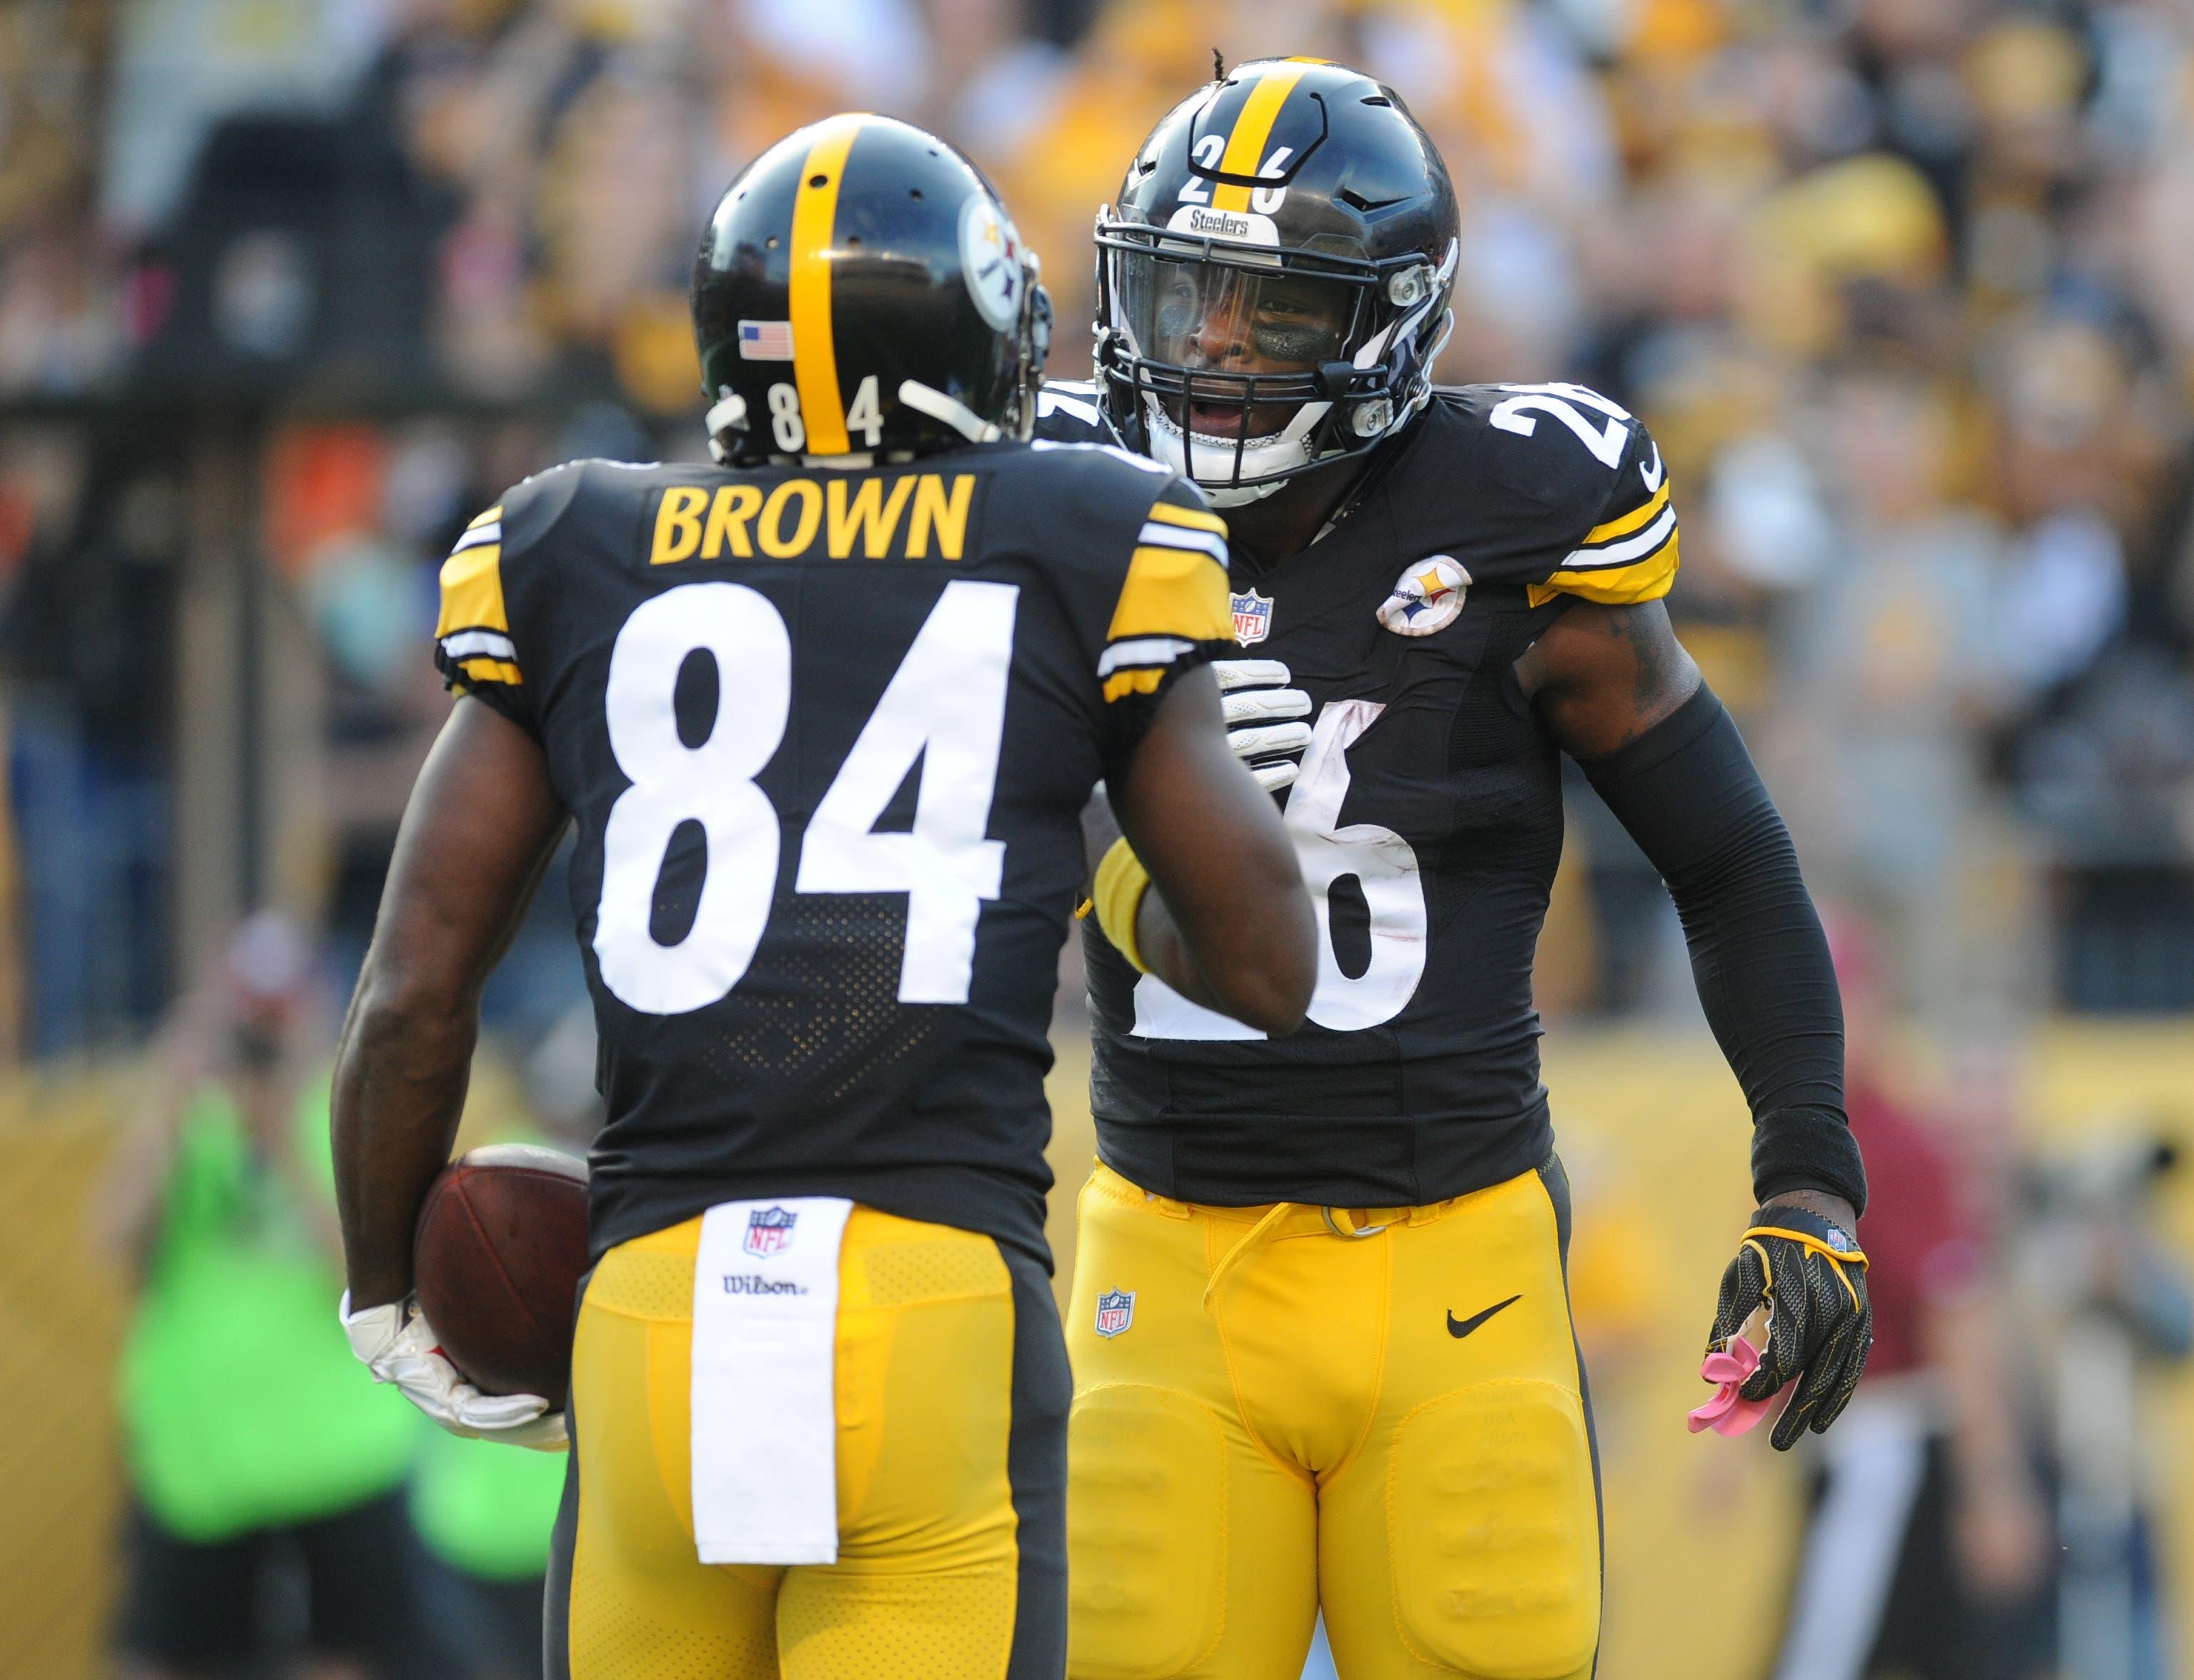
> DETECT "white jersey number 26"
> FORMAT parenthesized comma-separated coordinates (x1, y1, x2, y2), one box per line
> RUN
(1131, 699, 1428, 1041)
(592, 579, 1016, 1015)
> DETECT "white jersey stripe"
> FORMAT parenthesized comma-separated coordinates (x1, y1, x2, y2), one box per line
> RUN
(1136, 523, 1228, 565)
(440, 629, 519, 663)
(450, 522, 502, 555)
(1097, 636, 1196, 677)
(1557, 505, 1676, 572)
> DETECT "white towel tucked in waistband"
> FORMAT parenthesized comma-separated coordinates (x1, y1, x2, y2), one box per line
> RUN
(689, 1196, 853, 1565)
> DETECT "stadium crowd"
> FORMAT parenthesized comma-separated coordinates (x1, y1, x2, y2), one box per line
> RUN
(6, 0, 2194, 1052)
(0, 4, 2191, 1679)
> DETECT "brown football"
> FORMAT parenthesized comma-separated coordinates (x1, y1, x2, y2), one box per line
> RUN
(413, 1143, 590, 1401)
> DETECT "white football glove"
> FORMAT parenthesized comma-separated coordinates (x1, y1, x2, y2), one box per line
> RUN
(1213, 659, 1313, 794)
(340, 1292, 569, 1451)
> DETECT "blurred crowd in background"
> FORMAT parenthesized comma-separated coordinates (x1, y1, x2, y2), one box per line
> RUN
(0, 4, 2191, 1679)
(2, 0, 2194, 1056)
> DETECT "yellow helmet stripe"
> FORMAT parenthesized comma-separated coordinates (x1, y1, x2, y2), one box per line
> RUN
(1210, 65, 1310, 213)
(788, 113, 867, 455)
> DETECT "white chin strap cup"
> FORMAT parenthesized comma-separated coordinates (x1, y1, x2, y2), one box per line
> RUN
(1203, 475, 1290, 507)
(899, 380, 1001, 444)
(1148, 400, 1328, 506)
(705, 392, 748, 463)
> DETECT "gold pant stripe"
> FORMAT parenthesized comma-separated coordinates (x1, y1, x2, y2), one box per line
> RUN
(555, 1205, 1062, 1680)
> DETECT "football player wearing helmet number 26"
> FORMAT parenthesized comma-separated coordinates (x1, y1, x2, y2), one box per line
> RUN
(1045, 59, 1872, 1680)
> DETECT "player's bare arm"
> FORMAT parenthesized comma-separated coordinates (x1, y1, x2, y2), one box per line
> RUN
(333, 697, 567, 1312)
(1102, 664, 1315, 1035)
(1520, 595, 1871, 1447)
(1516, 594, 1700, 761)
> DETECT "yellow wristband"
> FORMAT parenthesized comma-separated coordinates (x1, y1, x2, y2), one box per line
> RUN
(1092, 837, 1153, 974)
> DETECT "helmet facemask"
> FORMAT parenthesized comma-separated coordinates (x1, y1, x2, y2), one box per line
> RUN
(1096, 216, 1457, 505)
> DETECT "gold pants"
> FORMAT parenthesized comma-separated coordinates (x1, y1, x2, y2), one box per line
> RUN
(547, 1205, 1068, 1679)
(1064, 1159, 1600, 1680)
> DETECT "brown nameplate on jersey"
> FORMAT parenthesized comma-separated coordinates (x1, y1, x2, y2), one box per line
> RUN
(650, 472, 979, 566)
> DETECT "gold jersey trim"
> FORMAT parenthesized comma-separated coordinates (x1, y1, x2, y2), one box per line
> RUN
(1527, 537, 1680, 608)
(1107, 542, 1233, 649)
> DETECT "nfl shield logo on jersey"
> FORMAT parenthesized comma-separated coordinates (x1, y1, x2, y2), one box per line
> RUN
(1376, 556, 1470, 637)
(743, 1206, 797, 1257)
(1231, 590, 1273, 647)
(1094, 1289, 1136, 1338)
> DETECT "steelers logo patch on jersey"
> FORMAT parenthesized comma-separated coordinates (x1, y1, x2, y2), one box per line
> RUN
(1376, 556, 1470, 637)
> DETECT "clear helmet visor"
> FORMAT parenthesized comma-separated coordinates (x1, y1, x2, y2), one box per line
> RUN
(1113, 248, 1363, 441)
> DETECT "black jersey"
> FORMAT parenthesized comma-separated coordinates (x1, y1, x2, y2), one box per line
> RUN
(1037, 380, 1682, 1208)
(432, 442, 1235, 1264)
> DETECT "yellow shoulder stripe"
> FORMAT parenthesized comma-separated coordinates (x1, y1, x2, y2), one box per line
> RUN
(1211, 65, 1309, 213)
(1527, 537, 1679, 608)
(438, 545, 509, 635)
(1108, 545, 1232, 644)
(457, 657, 524, 688)
(1102, 666, 1168, 702)
(1146, 500, 1228, 537)
(465, 503, 503, 531)
(1581, 480, 1669, 548)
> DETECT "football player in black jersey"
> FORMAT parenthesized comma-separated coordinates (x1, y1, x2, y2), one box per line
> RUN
(330, 116, 1316, 1680)
(1038, 60, 1873, 1680)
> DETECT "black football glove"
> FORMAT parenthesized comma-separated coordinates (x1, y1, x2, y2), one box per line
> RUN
(1213, 659, 1313, 794)
(1707, 1205, 1872, 1452)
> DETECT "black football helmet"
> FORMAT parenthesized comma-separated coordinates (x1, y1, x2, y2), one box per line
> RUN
(1094, 59, 1460, 504)
(693, 114, 1050, 464)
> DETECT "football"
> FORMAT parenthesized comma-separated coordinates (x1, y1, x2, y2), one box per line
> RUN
(413, 1143, 591, 1402)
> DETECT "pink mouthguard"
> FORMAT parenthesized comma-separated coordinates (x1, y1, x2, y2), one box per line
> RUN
(1687, 1334, 1773, 1437)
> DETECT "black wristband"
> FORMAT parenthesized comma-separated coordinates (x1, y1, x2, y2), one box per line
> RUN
(1752, 1108, 1869, 1215)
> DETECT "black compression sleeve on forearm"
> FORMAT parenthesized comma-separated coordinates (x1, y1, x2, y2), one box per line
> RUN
(1579, 684, 1866, 1215)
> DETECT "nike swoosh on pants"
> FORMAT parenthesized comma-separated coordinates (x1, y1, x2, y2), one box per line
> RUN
(1445, 1294, 1522, 1340)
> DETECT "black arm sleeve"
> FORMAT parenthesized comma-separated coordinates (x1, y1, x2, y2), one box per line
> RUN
(1579, 684, 1866, 1215)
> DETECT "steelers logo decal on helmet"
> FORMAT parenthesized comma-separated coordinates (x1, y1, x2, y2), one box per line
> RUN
(1377, 557, 1470, 637)
(959, 196, 1025, 333)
